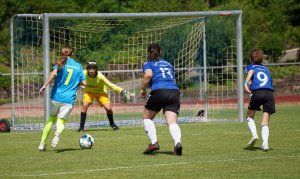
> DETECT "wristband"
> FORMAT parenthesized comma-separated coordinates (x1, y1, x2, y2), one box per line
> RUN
(244, 81, 249, 85)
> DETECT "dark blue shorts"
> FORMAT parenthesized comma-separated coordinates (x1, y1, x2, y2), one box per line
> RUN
(248, 89, 275, 114)
(145, 89, 180, 114)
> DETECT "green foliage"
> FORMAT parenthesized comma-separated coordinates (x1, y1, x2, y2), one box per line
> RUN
(0, 64, 10, 88)
(0, 0, 300, 93)
(284, 0, 300, 27)
(0, 97, 11, 105)
(269, 65, 300, 79)
(261, 33, 284, 62)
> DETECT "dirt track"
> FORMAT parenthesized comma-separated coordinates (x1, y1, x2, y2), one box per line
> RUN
(1, 95, 300, 119)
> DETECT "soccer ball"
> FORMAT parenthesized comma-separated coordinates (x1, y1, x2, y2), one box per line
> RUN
(79, 134, 94, 149)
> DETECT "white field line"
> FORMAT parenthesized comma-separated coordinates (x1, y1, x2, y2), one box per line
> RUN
(9, 155, 300, 177)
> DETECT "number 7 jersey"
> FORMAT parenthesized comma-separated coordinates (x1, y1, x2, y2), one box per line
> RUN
(245, 64, 273, 91)
(142, 58, 179, 90)
(51, 58, 86, 104)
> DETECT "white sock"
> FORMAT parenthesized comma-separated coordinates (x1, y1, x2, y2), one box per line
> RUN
(261, 125, 269, 146)
(247, 117, 258, 138)
(143, 119, 157, 144)
(169, 123, 181, 145)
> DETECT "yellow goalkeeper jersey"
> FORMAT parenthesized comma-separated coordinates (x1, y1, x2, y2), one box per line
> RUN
(84, 70, 123, 94)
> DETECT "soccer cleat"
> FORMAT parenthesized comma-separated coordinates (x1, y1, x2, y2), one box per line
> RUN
(173, 142, 183, 156)
(38, 143, 46, 151)
(143, 142, 160, 154)
(51, 132, 60, 148)
(77, 128, 84, 132)
(246, 136, 258, 148)
(261, 144, 269, 151)
(110, 124, 119, 131)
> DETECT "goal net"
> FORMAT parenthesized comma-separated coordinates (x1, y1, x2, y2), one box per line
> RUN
(10, 12, 243, 130)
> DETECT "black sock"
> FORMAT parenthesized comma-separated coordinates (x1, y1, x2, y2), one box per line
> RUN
(107, 113, 114, 125)
(79, 112, 87, 129)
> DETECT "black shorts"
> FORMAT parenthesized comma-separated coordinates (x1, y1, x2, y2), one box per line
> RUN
(145, 89, 180, 114)
(248, 89, 275, 114)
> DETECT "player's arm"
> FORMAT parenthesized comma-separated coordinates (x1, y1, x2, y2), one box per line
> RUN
(78, 69, 87, 88)
(98, 73, 130, 102)
(99, 72, 123, 93)
(140, 69, 152, 98)
(39, 69, 57, 93)
(244, 70, 254, 94)
(79, 80, 87, 86)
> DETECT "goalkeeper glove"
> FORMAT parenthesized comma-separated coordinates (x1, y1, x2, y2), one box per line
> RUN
(121, 90, 130, 103)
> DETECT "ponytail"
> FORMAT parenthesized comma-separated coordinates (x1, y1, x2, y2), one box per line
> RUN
(55, 46, 73, 69)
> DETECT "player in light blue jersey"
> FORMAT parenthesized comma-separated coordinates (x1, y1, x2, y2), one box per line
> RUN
(140, 43, 182, 155)
(244, 48, 275, 151)
(38, 46, 87, 151)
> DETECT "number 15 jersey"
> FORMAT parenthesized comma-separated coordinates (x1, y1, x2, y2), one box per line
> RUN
(142, 59, 179, 91)
(245, 64, 273, 91)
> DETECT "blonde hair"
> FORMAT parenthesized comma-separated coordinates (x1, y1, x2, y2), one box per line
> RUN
(55, 46, 73, 69)
(249, 48, 264, 64)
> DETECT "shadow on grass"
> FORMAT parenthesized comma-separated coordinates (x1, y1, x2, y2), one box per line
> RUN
(158, 151, 174, 155)
(143, 151, 174, 156)
(243, 146, 261, 151)
(74, 127, 138, 132)
(55, 148, 82, 153)
(243, 147, 273, 152)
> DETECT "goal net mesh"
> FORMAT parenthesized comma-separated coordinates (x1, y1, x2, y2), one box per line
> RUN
(11, 14, 239, 130)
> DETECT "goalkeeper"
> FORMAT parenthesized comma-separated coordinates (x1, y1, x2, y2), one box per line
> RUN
(78, 61, 130, 131)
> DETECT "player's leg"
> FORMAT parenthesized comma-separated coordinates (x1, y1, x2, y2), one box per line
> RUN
(79, 101, 91, 132)
(246, 109, 259, 148)
(165, 113, 181, 147)
(38, 100, 60, 151)
(164, 89, 182, 155)
(165, 111, 182, 155)
(39, 115, 57, 151)
(102, 103, 119, 130)
(79, 92, 93, 132)
(143, 108, 160, 154)
(260, 90, 275, 151)
(246, 92, 261, 148)
(51, 102, 73, 148)
(98, 94, 119, 130)
(261, 112, 270, 151)
(51, 117, 65, 148)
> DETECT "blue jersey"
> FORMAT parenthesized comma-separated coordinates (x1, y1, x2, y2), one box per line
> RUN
(51, 58, 86, 104)
(142, 58, 179, 91)
(245, 64, 273, 91)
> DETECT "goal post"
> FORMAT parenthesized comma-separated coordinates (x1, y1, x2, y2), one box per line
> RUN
(10, 11, 243, 130)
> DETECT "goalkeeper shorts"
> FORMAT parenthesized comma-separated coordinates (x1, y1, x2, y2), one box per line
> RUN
(83, 92, 110, 107)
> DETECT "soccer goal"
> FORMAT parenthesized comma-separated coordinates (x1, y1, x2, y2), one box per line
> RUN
(10, 11, 243, 130)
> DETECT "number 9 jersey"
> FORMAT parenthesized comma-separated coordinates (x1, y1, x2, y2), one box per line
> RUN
(245, 64, 273, 91)
(142, 59, 179, 91)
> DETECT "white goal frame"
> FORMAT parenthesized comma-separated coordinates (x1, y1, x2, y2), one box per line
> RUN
(10, 11, 243, 130)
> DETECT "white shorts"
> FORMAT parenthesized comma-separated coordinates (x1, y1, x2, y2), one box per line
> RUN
(50, 100, 74, 119)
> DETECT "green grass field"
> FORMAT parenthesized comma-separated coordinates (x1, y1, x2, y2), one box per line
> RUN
(1, 105, 299, 178)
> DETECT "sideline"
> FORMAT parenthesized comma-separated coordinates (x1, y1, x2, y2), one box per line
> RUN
(9, 155, 299, 177)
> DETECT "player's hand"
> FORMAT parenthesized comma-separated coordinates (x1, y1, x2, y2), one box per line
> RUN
(244, 87, 251, 94)
(140, 89, 146, 98)
(244, 81, 252, 94)
(39, 85, 46, 94)
(121, 90, 130, 103)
